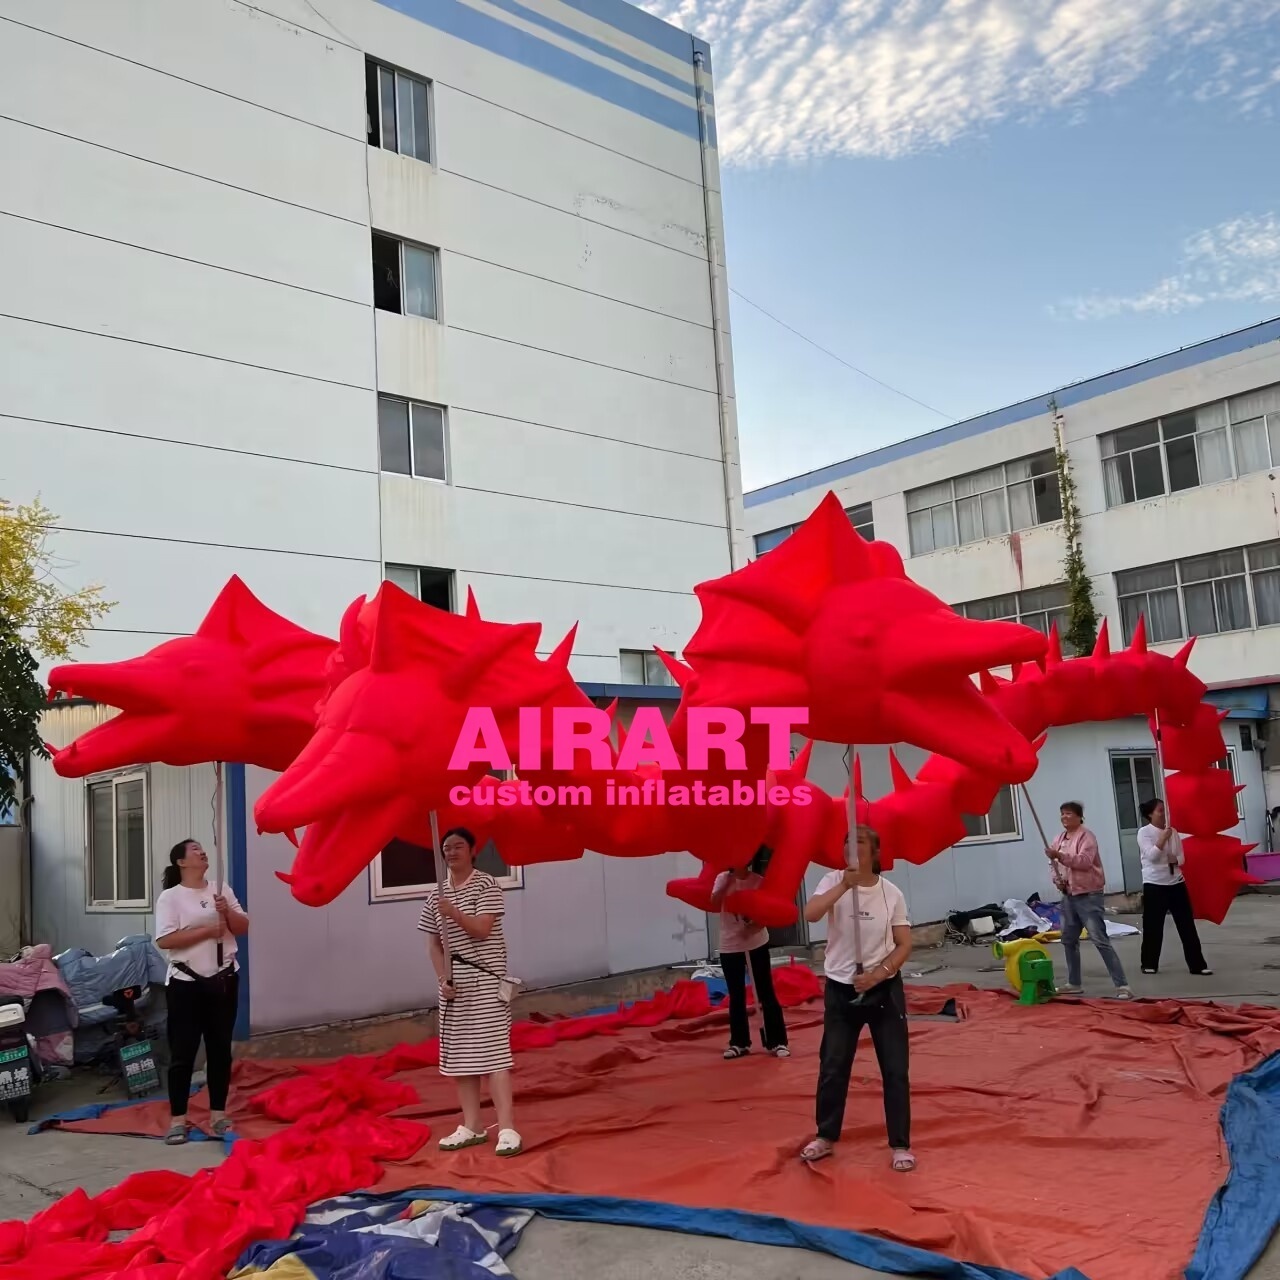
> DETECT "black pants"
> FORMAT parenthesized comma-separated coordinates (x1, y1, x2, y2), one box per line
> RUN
(721, 945, 787, 1050)
(166, 972, 239, 1115)
(815, 975, 910, 1149)
(1141, 881, 1207, 974)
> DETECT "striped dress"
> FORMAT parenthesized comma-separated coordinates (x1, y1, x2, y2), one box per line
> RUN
(418, 871, 513, 1077)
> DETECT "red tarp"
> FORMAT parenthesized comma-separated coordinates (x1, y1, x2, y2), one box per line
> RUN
(10, 972, 1280, 1280)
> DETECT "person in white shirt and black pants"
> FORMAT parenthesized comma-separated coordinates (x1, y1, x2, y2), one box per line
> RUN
(1137, 799, 1210, 977)
(800, 826, 915, 1172)
(154, 838, 249, 1144)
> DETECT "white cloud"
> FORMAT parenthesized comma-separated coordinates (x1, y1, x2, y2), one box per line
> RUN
(640, 0, 1280, 165)
(1054, 212, 1280, 319)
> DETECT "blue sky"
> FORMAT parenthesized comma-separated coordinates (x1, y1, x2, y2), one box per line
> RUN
(642, 0, 1280, 492)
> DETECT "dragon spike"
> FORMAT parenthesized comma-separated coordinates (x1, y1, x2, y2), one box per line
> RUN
(979, 669, 1001, 696)
(614, 715, 628, 752)
(653, 646, 692, 687)
(1010, 662, 1024, 683)
(464, 587, 481, 621)
(1092, 618, 1111, 659)
(449, 624, 543, 697)
(1217, 708, 1231, 722)
(1032, 732, 1048, 753)
(1173, 637, 1197, 668)
(274, 870, 295, 885)
(604, 697, 619, 722)
(792, 739, 814, 777)
(284, 828, 300, 849)
(1128, 613, 1148, 654)
(549, 623, 578, 669)
(888, 749, 913, 793)
(852, 752, 864, 798)
(1045, 622, 1063, 666)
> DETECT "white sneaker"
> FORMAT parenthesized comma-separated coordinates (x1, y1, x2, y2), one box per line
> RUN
(773, 1046, 791, 1058)
(1114, 986, 1134, 1001)
(1057, 984, 1083, 996)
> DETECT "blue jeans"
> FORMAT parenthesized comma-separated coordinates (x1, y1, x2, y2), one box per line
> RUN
(1061, 891, 1128, 988)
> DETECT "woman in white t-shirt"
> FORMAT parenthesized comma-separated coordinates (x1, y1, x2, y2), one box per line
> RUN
(1137, 798, 1210, 976)
(800, 826, 915, 1172)
(154, 838, 249, 1144)
(709, 846, 789, 1060)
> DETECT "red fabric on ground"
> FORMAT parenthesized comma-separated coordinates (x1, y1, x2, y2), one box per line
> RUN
(14, 975, 1280, 1280)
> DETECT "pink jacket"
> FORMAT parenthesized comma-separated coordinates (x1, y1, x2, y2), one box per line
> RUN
(1052, 827, 1106, 896)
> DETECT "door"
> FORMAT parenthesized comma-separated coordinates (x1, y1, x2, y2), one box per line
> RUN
(1109, 753, 1161, 892)
(705, 888, 809, 957)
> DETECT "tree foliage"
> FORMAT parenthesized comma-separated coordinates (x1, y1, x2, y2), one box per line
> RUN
(1051, 408, 1099, 656)
(0, 497, 115, 810)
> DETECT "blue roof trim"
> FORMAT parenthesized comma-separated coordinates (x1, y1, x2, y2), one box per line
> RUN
(476, 0, 699, 98)
(745, 315, 1280, 508)
(578, 682, 683, 701)
(1204, 687, 1269, 719)
(376, 0, 702, 140)
(553, 0, 696, 61)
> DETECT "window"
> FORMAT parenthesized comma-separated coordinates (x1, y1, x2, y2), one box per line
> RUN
(365, 59, 431, 162)
(372, 233, 438, 319)
(753, 503, 874, 558)
(960, 784, 1019, 840)
(378, 396, 447, 481)
(1248, 540, 1280, 627)
(846, 502, 874, 540)
(958, 584, 1075, 653)
(371, 788, 522, 901)
(1213, 749, 1246, 823)
(620, 649, 676, 687)
(1116, 548, 1255, 645)
(86, 772, 149, 908)
(385, 564, 454, 612)
(906, 451, 1061, 555)
(1101, 382, 1280, 509)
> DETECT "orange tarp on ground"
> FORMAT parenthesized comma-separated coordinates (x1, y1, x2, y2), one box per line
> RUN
(40, 984, 1280, 1280)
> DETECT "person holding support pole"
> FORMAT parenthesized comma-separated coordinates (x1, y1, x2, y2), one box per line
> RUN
(1138, 798, 1211, 976)
(1046, 802, 1132, 999)
(801, 823, 915, 1171)
(419, 824, 521, 1157)
(155, 836, 248, 1145)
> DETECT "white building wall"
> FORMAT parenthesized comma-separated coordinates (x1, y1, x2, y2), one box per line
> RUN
(11, 0, 738, 1025)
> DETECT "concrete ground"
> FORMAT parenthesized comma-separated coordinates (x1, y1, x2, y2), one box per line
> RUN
(3, 891, 1279, 1279)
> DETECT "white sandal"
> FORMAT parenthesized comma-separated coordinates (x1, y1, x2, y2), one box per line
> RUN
(495, 1128, 523, 1157)
(438, 1125, 487, 1151)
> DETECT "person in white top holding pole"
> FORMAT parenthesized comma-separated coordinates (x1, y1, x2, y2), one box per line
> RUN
(800, 825, 915, 1172)
(1137, 799, 1211, 976)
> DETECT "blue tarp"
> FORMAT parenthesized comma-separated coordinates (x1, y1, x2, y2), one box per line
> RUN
(1186, 1049, 1280, 1280)
(231, 1193, 533, 1279)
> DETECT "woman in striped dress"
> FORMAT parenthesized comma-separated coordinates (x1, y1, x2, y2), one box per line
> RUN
(419, 826, 520, 1156)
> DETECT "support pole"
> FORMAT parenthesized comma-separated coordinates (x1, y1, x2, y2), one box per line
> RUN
(846, 748, 864, 994)
(1020, 783, 1052, 849)
(429, 810, 452, 974)
(213, 761, 225, 968)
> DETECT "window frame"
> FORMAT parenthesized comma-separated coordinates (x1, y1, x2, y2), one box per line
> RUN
(845, 502, 875, 541)
(1116, 547, 1262, 646)
(377, 394, 449, 483)
(1214, 748, 1246, 823)
(372, 232, 440, 320)
(84, 769, 151, 912)
(384, 564, 455, 612)
(957, 584, 1074, 652)
(1100, 382, 1280, 509)
(369, 772, 525, 902)
(619, 649, 677, 687)
(957, 783, 1022, 844)
(905, 451, 1062, 556)
(365, 58, 434, 164)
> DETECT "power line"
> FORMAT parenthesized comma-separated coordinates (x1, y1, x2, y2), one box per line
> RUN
(729, 287, 954, 420)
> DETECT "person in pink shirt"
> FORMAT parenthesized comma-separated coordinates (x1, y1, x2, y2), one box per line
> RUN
(1046, 802, 1132, 999)
(710, 847, 789, 1060)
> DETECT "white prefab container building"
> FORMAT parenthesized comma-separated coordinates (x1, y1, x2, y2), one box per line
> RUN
(6, 0, 744, 1033)
(747, 318, 1280, 935)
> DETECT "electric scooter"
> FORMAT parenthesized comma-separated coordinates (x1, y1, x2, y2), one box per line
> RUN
(0, 998, 36, 1123)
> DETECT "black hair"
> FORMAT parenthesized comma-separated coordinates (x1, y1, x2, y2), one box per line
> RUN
(843, 827, 882, 874)
(1139, 797, 1163, 823)
(1060, 801, 1084, 819)
(441, 827, 476, 850)
(748, 844, 772, 876)
(162, 838, 196, 890)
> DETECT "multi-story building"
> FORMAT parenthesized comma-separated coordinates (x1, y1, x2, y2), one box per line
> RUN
(748, 317, 1280, 935)
(4, 0, 741, 1032)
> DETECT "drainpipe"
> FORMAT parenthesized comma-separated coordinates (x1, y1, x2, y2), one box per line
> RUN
(692, 50, 740, 572)
(19, 751, 33, 947)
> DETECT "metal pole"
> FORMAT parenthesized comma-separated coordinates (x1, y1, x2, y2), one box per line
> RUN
(1151, 709, 1181, 870)
(428, 810, 452, 973)
(846, 748, 864, 992)
(213, 761, 225, 968)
